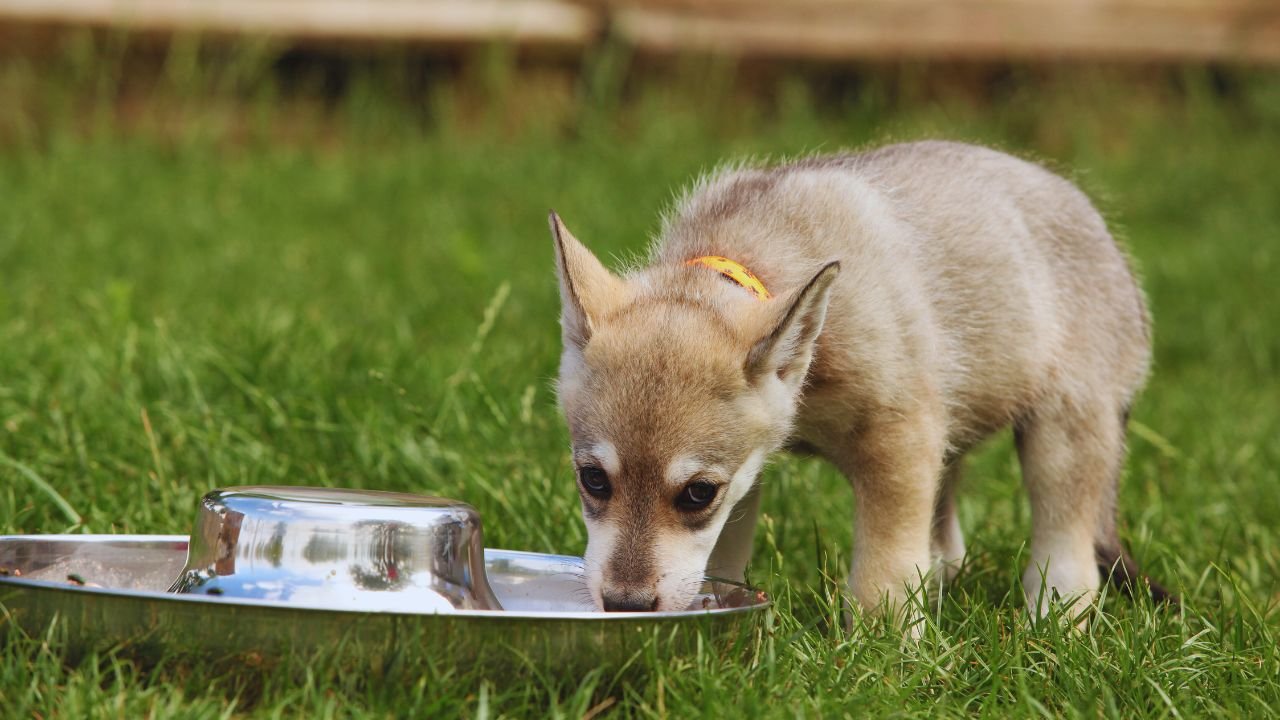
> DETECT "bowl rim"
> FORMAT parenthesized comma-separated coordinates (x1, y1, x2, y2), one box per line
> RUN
(206, 485, 479, 509)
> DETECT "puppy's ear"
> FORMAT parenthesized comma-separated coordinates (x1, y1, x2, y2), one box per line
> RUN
(549, 211, 629, 349)
(745, 261, 840, 388)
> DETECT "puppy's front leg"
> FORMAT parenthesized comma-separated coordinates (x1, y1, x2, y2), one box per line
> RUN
(833, 414, 944, 630)
(706, 483, 761, 582)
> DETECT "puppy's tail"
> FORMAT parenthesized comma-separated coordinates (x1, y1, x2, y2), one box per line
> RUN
(1096, 405, 1179, 608)
(1094, 539, 1179, 608)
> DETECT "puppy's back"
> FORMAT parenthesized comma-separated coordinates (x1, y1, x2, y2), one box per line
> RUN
(856, 141, 1150, 415)
(655, 141, 1151, 440)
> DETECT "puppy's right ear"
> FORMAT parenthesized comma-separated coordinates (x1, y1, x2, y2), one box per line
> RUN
(549, 211, 629, 349)
(745, 261, 840, 390)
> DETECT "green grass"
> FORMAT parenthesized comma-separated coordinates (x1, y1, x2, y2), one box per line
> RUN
(1, 50, 1279, 717)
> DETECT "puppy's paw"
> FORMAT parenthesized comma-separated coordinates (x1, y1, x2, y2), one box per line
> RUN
(845, 578, 931, 641)
(1023, 560, 1101, 630)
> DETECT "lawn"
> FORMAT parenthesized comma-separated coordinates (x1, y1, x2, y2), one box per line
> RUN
(1, 50, 1278, 717)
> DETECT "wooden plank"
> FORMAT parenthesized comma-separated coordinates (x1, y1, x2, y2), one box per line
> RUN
(0, 0, 599, 46)
(1, 0, 1277, 62)
(613, 0, 1280, 62)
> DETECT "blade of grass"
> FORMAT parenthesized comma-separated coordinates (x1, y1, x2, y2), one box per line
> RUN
(0, 452, 81, 525)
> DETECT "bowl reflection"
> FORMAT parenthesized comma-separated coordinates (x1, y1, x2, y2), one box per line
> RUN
(168, 486, 502, 612)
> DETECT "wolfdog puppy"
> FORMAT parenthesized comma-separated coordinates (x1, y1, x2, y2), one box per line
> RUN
(550, 141, 1172, 623)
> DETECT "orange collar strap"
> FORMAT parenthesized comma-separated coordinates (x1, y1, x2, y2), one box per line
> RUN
(686, 256, 771, 301)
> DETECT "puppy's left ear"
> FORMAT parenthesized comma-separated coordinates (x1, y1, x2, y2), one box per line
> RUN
(549, 211, 629, 349)
(745, 261, 840, 388)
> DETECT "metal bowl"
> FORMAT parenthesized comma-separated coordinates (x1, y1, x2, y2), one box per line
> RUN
(0, 534, 768, 677)
(169, 486, 501, 612)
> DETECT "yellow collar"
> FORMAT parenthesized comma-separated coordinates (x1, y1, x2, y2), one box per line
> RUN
(686, 255, 771, 300)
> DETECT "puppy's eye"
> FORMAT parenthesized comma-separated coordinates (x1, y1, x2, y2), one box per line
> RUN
(675, 480, 718, 511)
(578, 466, 611, 499)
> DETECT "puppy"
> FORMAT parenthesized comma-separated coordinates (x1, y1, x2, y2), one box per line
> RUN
(549, 141, 1172, 622)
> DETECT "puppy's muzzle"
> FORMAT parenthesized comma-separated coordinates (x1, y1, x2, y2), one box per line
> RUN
(601, 589, 659, 612)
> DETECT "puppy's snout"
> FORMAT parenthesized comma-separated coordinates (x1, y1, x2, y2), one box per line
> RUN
(601, 589, 659, 612)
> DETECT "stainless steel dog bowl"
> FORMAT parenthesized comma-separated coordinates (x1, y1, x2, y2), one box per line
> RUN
(169, 486, 501, 612)
(0, 491, 769, 675)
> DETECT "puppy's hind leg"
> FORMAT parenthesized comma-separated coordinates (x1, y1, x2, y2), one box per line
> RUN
(1015, 395, 1120, 622)
(931, 458, 967, 585)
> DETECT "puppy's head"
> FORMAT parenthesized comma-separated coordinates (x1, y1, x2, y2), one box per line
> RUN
(549, 212, 838, 612)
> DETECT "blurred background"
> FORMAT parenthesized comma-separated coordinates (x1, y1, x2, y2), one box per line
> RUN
(1, 0, 1277, 573)
(1, 0, 1277, 586)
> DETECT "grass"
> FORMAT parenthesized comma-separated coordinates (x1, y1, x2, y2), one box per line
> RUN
(1, 46, 1279, 717)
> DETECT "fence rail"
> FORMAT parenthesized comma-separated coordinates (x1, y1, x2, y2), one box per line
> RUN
(2, 0, 1278, 62)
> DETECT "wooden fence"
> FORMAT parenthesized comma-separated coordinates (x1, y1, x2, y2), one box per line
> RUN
(2, 0, 1278, 62)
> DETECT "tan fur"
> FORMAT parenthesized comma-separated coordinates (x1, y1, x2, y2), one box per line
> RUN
(551, 141, 1154, 621)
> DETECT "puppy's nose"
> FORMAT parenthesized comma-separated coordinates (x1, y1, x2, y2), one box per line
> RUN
(601, 590, 659, 612)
